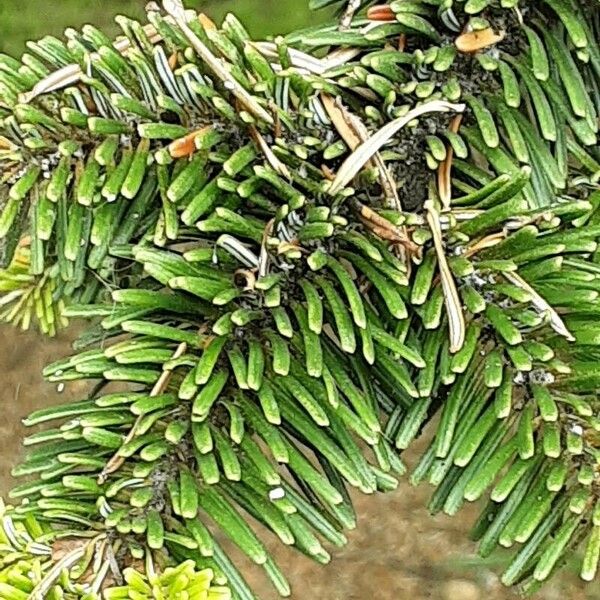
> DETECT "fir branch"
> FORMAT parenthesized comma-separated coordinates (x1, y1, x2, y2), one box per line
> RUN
(0, 0, 599, 597)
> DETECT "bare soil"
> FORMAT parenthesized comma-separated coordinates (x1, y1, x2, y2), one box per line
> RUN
(1, 326, 598, 600)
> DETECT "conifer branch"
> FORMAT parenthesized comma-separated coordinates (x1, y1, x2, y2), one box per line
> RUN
(0, 0, 599, 597)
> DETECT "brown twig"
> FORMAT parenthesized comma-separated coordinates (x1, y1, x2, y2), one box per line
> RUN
(398, 34, 407, 52)
(270, 101, 283, 139)
(249, 124, 291, 179)
(98, 341, 188, 484)
(425, 200, 465, 353)
(463, 231, 506, 257)
(352, 198, 418, 252)
(321, 93, 402, 211)
(340, 0, 363, 30)
(438, 114, 463, 210)
(259, 218, 275, 278)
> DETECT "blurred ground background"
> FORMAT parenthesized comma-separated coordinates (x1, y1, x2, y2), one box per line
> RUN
(0, 1, 599, 599)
